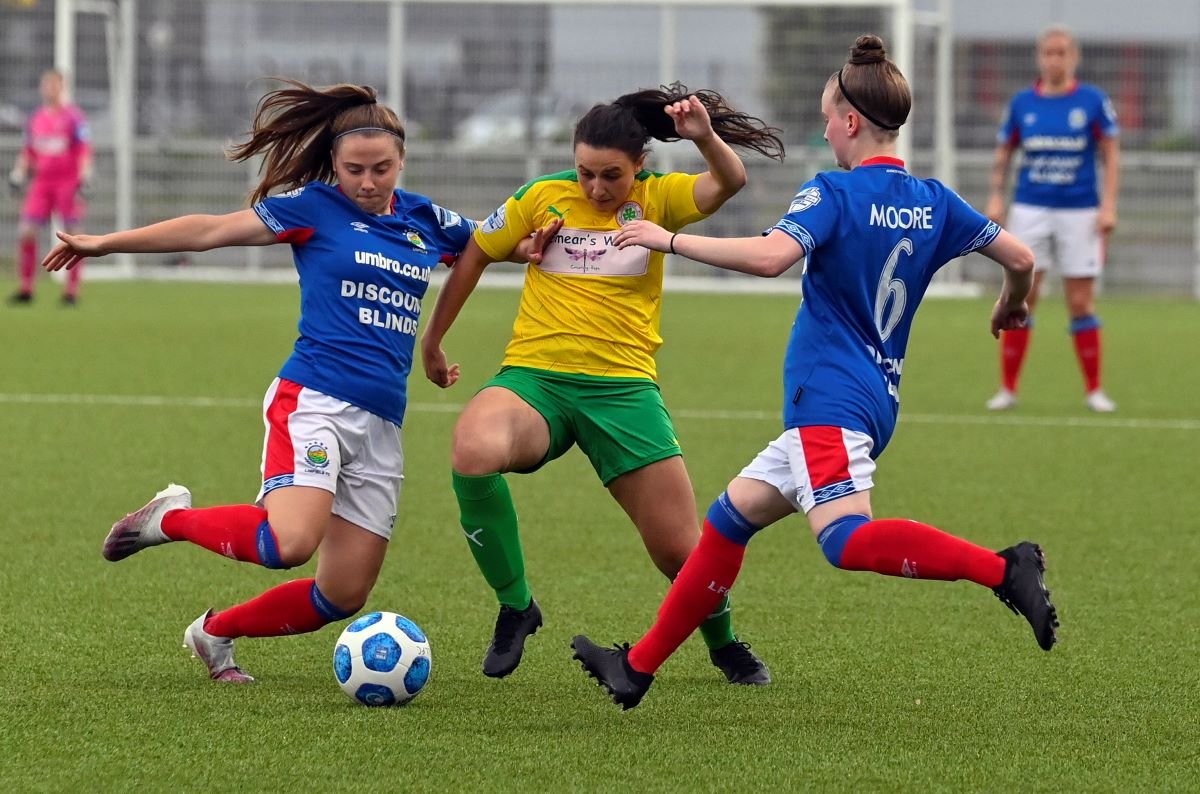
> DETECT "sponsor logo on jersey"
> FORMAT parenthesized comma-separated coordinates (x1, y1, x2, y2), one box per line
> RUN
(482, 205, 507, 234)
(405, 230, 426, 251)
(1023, 134, 1088, 152)
(788, 187, 821, 213)
(350, 221, 370, 233)
(1068, 108, 1087, 130)
(616, 201, 643, 226)
(281, 186, 306, 198)
(304, 441, 330, 470)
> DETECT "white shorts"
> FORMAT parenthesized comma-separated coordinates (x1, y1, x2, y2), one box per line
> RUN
(256, 378, 404, 540)
(1007, 202, 1104, 278)
(738, 426, 875, 514)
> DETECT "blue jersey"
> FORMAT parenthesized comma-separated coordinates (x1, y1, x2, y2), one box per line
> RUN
(253, 181, 476, 426)
(999, 82, 1118, 209)
(772, 157, 1000, 453)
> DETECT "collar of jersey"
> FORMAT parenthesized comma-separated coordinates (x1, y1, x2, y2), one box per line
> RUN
(859, 156, 906, 169)
(1033, 78, 1079, 97)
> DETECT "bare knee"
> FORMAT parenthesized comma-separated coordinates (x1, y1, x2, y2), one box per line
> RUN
(273, 530, 321, 569)
(315, 578, 371, 614)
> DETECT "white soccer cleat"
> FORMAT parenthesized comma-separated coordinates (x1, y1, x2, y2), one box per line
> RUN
(183, 611, 255, 683)
(102, 483, 191, 562)
(986, 389, 1018, 411)
(1085, 390, 1117, 413)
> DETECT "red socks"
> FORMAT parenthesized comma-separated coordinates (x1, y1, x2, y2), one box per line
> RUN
(838, 518, 1005, 587)
(628, 522, 746, 675)
(18, 239, 36, 294)
(204, 579, 341, 639)
(1000, 327, 1032, 392)
(162, 504, 286, 568)
(1071, 325, 1102, 392)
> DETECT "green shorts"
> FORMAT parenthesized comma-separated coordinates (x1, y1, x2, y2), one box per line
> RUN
(482, 366, 681, 485)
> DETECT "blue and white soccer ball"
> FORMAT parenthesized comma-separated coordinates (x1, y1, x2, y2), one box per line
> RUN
(333, 611, 432, 706)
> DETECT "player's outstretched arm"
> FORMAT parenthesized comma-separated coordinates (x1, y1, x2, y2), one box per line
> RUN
(420, 237, 497, 388)
(41, 209, 277, 271)
(979, 228, 1035, 338)
(615, 222, 803, 277)
(984, 142, 1016, 225)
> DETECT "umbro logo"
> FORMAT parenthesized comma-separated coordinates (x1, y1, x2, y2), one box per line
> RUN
(901, 559, 918, 578)
(350, 221, 370, 233)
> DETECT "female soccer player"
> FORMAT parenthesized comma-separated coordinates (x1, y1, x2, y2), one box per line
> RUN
(984, 25, 1120, 413)
(571, 35, 1060, 710)
(9, 69, 92, 306)
(43, 80, 543, 683)
(419, 84, 785, 684)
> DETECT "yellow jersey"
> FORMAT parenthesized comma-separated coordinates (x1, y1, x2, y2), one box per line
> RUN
(473, 169, 707, 380)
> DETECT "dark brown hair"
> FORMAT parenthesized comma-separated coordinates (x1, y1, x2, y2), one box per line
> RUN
(227, 79, 405, 204)
(827, 34, 911, 136)
(573, 82, 785, 162)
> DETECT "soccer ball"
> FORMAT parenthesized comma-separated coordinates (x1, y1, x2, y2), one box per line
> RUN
(333, 611, 432, 706)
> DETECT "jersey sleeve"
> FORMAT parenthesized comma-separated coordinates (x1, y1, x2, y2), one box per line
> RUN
(1094, 90, 1119, 139)
(997, 96, 1020, 147)
(253, 184, 319, 246)
(473, 189, 536, 261)
(770, 177, 837, 257)
(652, 172, 707, 231)
(943, 187, 1001, 259)
(426, 202, 478, 258)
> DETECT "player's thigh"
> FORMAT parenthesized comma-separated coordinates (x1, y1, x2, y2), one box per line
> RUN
(1053, 208, 1104, 281)
(608, 455, 699, 575)
(1007, 203, 1054, 274)
(52, 181, 84, 227)
(315, 515, 389, 612)
(451, 378, 556, 474)
(739, 425, 875, 537)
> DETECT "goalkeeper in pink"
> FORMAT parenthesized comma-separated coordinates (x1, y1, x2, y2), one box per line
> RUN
(9, 69, 92, 306)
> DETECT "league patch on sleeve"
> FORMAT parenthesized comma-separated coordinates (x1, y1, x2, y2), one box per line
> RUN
(788, 187, 821, 213)
(481, 204, 507, 234)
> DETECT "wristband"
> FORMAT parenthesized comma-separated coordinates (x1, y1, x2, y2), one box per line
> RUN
(669, 233, 678, 255)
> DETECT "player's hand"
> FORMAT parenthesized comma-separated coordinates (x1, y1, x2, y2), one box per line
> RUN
(42, 230, 107, 271)
(513, 216, 564, 265)
(1097, 206, 1117, 237)
(665, 95, 714, 142)
(613, 220, 670, 252)
(990, 298, 1029, 339)
(7, 167, 24, 197)
(420, 339, 460, 389)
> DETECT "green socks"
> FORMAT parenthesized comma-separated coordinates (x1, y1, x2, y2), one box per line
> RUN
(698, 593, 736, 650)
(452, 471, 532, 610)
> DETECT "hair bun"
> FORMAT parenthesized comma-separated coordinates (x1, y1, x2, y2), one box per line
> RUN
(849, 34, 887, 65)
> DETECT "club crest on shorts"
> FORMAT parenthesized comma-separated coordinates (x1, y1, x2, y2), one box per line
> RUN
(617, 201, 643, 226)
(304, 441, 330, 469)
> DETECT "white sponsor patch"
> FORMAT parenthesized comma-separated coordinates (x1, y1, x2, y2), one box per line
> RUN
(536, 227, 649, 277)
(482, 205, 507, 234)
(788, 187, 821, 214)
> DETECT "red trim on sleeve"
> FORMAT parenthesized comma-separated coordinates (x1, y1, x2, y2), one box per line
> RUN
(275, 227, 314, 245)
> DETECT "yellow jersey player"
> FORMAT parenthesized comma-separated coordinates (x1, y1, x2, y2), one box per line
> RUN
(420, 84, 784, 683)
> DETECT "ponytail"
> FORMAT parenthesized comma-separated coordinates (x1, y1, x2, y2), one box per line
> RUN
(574, 82, 785, 162)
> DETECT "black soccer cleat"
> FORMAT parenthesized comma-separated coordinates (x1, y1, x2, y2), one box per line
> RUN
(482, 598, 543, 678)
(993, 541, 1059, 651)
(7, 290, 32, 306)
(710, 640, 772, 685)
(571, 635, 655, 711)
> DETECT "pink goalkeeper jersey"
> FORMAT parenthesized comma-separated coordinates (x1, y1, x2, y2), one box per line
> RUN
(24, 104, 90, 182)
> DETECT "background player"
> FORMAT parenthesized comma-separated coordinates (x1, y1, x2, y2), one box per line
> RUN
(420, 84, 785, 684)
(984, 25, 1120, 412)
(9, 69, 92, 305)
(571, 35, 1059, 710)
(42, 79, 542, 683)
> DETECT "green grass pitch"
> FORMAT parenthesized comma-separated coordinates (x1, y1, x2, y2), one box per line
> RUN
(1, 280, 1197, 791)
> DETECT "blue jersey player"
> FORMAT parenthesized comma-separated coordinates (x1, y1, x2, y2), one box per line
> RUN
(571, 35, 1060, 710)
(43, 79, 546, 683)
(985, 25, 1120, 413)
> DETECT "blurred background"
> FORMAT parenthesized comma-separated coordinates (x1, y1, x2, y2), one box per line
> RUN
(0, 0, 1197, 294)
